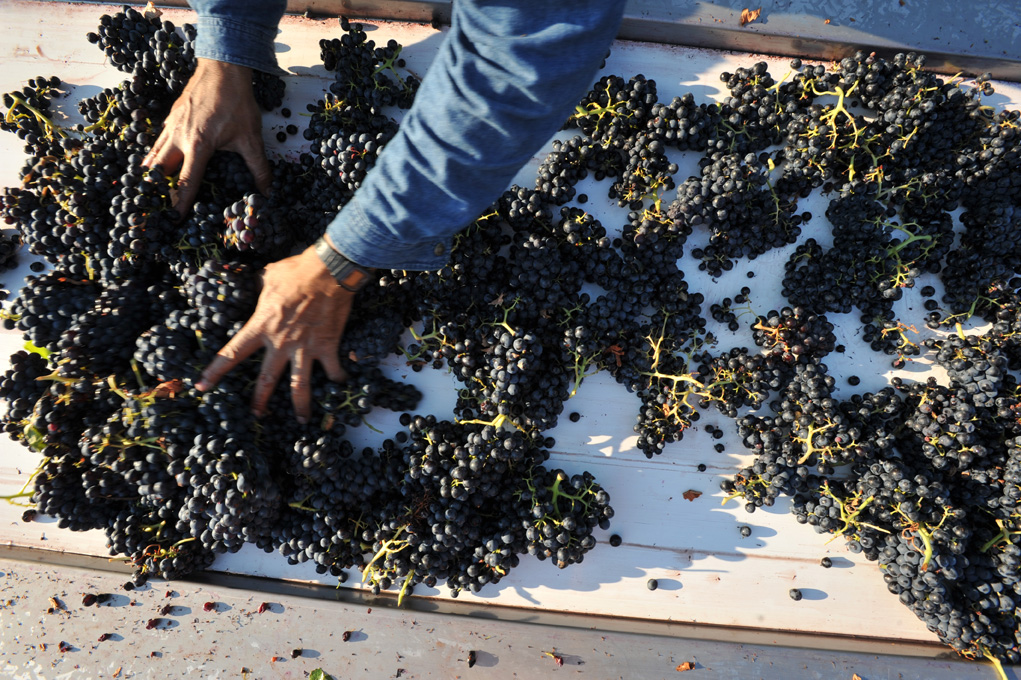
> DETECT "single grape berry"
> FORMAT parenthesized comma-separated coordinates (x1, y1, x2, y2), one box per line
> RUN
(647, 579, 658, 591)
(739, 526, 751, 538)
(820, 557, 832, 568)
(609, 534, 622, 547)
(569, 412, 581, 422)
(789, 588, 802, 601)
(847, 375, 860, 386)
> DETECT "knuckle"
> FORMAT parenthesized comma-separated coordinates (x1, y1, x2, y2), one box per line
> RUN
(218, 346, 241, 362)
(256, 371, 278, 388)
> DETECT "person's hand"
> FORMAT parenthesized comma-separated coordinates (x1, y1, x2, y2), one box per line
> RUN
(143, 58, 272, 215)
(195, 244, 352, 424)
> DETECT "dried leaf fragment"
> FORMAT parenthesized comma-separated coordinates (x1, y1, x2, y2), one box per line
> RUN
(824, 18, 831, 24)
(852, 675, 863, 680)
(740, 7, 762, 26)
(677, 661, 696, 671)
(682, 489, 702, 502)
(149, 379, 184, 399)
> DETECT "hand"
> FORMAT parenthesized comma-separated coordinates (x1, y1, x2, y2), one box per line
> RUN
(143, 58, 272, 215)
(195, 244, 352, 424)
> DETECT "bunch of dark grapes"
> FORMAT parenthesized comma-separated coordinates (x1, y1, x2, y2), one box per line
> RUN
(316, 127, 397, 195)
(221, 192, 296, 258)
(679, 151, 805, 276)
(320, 18, 419, 110)
(9, 11, 1021, 669)
(751, 307, 836, 365)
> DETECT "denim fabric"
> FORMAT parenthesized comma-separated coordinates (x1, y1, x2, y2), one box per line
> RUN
(191, 0, 287, 75)
(191, 0, 625, 270)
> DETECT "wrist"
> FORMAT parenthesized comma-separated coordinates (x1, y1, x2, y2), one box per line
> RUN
(195, 58, 253, 91)
(314, 236, 374, 292)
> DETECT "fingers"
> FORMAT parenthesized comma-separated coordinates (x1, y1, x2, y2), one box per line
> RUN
(143, 133, 182, 176)
(290, 349, 314, 425)
(237, 136, 273, 198)
(196, 325, 263, 392)
(174, 143, 214, 216)
(142, 133, 167, 169)
(319, 350, 347, 384)
(250, 345, 291, 419)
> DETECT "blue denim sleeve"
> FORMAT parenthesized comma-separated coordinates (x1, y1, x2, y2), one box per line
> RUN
(326, 0, 626, 271)
(189, 0, 287, 74)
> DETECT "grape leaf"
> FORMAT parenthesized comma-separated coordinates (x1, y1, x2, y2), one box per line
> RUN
(739, 7, 762, 25)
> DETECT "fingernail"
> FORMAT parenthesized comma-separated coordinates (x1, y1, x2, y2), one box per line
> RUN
(195, 381, 208, 391)
(251, 410, 262, 419)
(297, 416, 308, 425)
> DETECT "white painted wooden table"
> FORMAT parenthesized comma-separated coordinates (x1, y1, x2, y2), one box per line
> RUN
(2, 0, 1020, 651)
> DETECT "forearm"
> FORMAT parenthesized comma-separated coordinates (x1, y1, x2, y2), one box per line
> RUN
(326, 0, 626, 271)
(189, 0, 287, 74)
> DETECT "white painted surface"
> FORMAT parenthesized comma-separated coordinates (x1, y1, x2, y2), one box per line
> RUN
(1, 0, 1019, 645)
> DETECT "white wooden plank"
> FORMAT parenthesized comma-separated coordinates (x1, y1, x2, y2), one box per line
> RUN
(2, 1, 1020, 647)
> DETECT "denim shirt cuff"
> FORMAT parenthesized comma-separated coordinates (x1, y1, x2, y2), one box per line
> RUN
(325, 196, 451, 272)
(195, 16, 286, 76)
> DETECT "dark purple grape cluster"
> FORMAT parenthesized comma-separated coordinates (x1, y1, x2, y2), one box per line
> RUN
(7, 9, 1021, 666)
